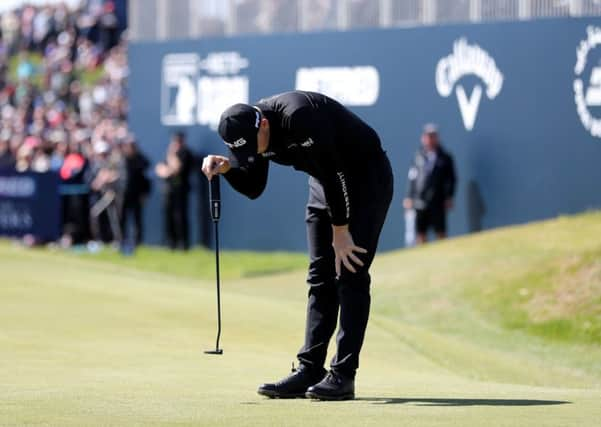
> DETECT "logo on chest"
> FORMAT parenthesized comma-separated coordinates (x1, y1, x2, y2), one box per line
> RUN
(301, 138, 314, 147)
(288, 138, 314, 149)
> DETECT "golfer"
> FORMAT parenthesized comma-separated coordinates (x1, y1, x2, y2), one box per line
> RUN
(202, 91, 393, 400)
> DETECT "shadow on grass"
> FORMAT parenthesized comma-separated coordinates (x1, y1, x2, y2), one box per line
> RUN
(356, 397, 571, 406)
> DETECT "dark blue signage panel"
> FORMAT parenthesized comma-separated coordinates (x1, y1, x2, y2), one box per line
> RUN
(129, 18, 601, 251)
(0, 171, 61, 241)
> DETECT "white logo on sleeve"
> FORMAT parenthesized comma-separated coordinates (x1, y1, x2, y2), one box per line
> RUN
(574, 26, 601, 138)
(436, 38, 504, 131)
(337, 172, 350, 219)
(224, 138, 247, 149)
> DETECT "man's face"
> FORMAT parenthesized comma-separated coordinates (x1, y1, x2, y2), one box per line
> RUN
(421, 132, 439, 151)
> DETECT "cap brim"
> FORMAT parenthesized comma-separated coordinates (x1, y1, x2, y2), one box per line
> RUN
(226, 132, 258, 167)
(229, 144, 257, 168)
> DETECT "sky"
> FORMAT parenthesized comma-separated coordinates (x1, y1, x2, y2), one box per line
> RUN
(0, 0, 83, 13)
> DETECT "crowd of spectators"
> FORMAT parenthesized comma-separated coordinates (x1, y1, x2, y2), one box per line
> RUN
(0, 1, 149, 248)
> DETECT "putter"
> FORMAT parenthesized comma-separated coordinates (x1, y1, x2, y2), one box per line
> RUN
(205, 174, 223, 355)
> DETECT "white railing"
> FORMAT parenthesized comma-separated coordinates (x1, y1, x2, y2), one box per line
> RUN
(128, 0, 601, 41)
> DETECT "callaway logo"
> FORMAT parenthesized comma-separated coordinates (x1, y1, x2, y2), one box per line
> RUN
(574, 26, 601, 138)
(436, 38, 504, 131)
(224, 137, 247, 149)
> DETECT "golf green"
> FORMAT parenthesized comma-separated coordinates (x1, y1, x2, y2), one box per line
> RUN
(1, 213, 600, 426)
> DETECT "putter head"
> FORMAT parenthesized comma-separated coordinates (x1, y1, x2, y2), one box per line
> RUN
(204, 349, 223, 355)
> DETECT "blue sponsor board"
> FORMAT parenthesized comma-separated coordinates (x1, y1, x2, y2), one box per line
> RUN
(0, 170, 61, 241)
(129, 18, 601, 251)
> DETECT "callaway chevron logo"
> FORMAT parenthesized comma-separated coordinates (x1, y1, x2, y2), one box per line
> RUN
(435, 38, 504, 131)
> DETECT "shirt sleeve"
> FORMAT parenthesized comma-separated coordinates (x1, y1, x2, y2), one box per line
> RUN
(223, 155, 269, 200)
(290, 108, 350, 226)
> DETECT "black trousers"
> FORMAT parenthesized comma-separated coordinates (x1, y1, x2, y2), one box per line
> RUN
(164, 190, 190, 250)
(121, 195, 144, 245)
(297, 152, 393, 378)
(61, 194, 90, 244)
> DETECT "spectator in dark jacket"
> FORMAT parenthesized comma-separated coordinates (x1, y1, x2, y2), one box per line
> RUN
(403, 124, 456, 244)
(120, 136, 150, 245)
(155, 131, 193, 250)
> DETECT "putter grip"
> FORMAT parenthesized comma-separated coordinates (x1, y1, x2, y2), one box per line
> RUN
(209, 176, 221, 221)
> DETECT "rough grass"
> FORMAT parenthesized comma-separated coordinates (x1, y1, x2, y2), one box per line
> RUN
(456, 214, 601, 344)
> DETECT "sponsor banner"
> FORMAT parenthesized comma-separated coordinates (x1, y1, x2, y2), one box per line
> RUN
(130, 18, 601, 251)
(295, 66, 380, 106)
(0, 170, 61, 240)
(161, 52, 249, 130)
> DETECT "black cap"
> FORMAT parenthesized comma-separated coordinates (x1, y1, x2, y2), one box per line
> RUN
(218, 103, 261, 167)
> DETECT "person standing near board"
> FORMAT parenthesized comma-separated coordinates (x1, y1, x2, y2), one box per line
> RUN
(403, 124, 456, 244)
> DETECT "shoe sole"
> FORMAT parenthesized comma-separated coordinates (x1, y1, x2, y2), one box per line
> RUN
(257, 389, 306, 399)
(305, 391, 355, 401)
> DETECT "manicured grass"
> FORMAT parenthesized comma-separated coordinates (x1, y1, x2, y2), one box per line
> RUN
(68, 245, 308, 280)
(1, 213, 600, 426)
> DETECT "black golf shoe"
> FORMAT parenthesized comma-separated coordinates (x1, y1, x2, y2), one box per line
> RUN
(257, 364, 326, 399)
(305, 371, 355, 401)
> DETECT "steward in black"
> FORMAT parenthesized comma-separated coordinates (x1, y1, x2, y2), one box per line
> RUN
(404, 124, 456, 243)
(203, 91, 393, 400)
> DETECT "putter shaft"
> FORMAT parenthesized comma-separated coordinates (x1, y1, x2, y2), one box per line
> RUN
(213, 220, 222, 352)
(206, 176, 223, 355)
